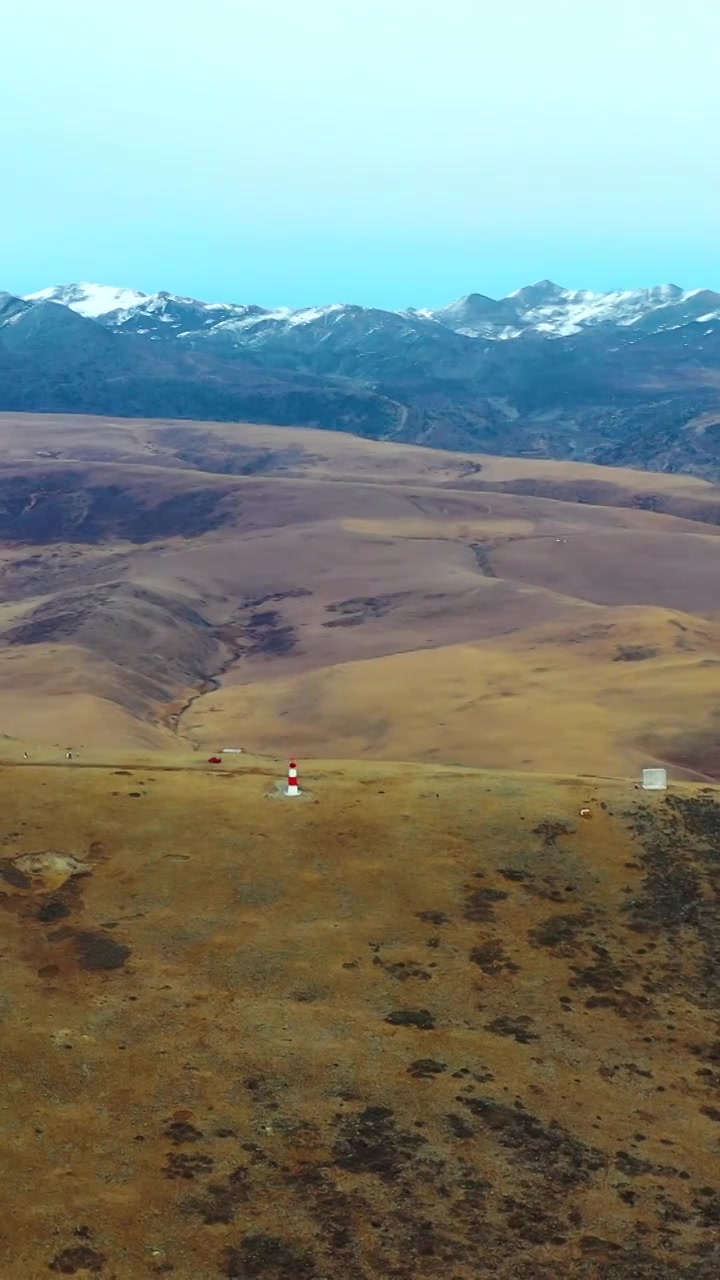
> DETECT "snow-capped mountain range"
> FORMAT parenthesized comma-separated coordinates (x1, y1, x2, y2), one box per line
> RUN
(4, 276, 720, 480)
(22, 278, 720, 345)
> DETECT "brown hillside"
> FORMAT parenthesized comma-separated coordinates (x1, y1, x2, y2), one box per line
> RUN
(182, 608, 720, 779)
(0, 414, 719, 777)
(0, 759, 719, 1278)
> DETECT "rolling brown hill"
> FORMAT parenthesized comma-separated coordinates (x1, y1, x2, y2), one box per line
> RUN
(0, 413, 719, 779)
(188, 608, 720, 780)
(0, 758, 719, 1278)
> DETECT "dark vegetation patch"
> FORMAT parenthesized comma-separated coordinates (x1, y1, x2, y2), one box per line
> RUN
(36, 897, 71, 923)
(384, 1009, 435, 1030)
(623, 794, 720, 1005)
(241, 610, 296, 657)
(624, 799, 708, 929)
(221, 1235, 316, 1280)
(163, 1120, 204, 1145)
(320, 614, 367, 629)
(613, 1150, 692, 1180)
(694, 1190, 720, 1227)
(529, 911, 593, 956)
(484, 1015, 539, 1044)
(332, 1105, 426, 1180)
(463, 884, 509, 922)
(445, 1112, 474, 1139)
(308, 1163, 363, 1245)
(49, 1245, 106, 1274)
(598, 1061, 653, 1081)
(240, 589, 311, 609)
(470, 939, 520, 974)
(470, 542, 498, 577)
(452, 1064, 495, 1084)
(50, 927, 131, 971)
(501, 1197, 568, 1246)
(152, 429, 317, 476)
(665, 791, 720, 843)
(613, 645, 660, 662)
(71, 930, 130, 971)
(322, 592, 410, 628)
(569, 945, 631, 992)
(279, 1165, 364, 1258)
(372, 955, 432, 981)
(458, 1097, 606, 1188)
(407, 1059, 447, 1079)
(615, 1150, 655, 1177)
(691, 1040, 720, 1065)
(4, 583, 215, 682)
(0, 473, 228, 544)
(0, 859, 32, 888)
(532, 820, 574, 847)
(183, 1167, 250, 1225)
(240, 1140, 278, 1167)
(632, 492, 665, 512)
(578, 1247, 720, 1278)
(519, 874, 576, 904)
(163, 1152, 214, 1180)
(583, 992, 655, 1020)
(217, 609, 297, 658)
(416, 909, 449, 925)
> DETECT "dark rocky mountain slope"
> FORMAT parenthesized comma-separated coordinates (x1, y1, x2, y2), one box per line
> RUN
(3, 280, 720, 476)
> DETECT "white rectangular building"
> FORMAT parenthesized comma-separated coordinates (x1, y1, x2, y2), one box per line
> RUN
(642, 768, 667, 790)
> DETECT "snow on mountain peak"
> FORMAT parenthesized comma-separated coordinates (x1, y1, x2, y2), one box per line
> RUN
(17, 278, 720, 346)
(23, 282, 151, 318)
(485, 282, 706, 338)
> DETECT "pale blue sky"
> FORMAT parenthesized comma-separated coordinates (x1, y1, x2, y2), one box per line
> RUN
(4, 0, 720, 308)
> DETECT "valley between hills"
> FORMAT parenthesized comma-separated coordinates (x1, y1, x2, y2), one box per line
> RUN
(0, 411, 719, 781)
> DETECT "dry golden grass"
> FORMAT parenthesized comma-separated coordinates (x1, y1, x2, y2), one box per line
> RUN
(1, 758, 719, 1278)
(0, 646, 177, 751)
(1, 414, 720, 778)
(0, 410, 716, 498)
(183, 606, 720, 780)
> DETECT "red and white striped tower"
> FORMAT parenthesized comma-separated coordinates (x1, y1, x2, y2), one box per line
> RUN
(284, 758, 301, 797)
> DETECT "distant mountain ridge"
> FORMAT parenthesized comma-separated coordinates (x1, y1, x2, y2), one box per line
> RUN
(3, 277, 720, 478)
(24, 277, 720, 342)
